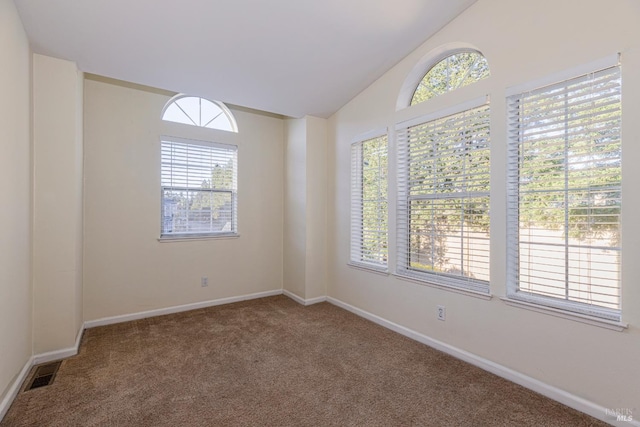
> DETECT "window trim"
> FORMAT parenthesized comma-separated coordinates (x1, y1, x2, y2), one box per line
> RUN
(394, 273, 493, 300)
(504, 54, 620, 98)
(397, 42, 488, 111)
(160, 136, 238, 240)
(158, 233, 240, 243)
(505, 56, 623, 322)
(161, 94, 238, 133)
(395, 96, 491, 295)
(501, 298, 628, 332)
(349, 129, 389, 273)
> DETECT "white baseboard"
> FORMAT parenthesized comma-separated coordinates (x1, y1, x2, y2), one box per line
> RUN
(84, 289, 283, 329)
(11, 293, 628, 426)
(1, 321, 85, 421)
(306, 296, 328, 305)
(32, 325, 84, 365)
(327, 297, 637, 427)
(283, 289, 327, 306)
(0, 355, 34, 422)
(32, 347, 76, 366)
(1, 290, 283, 422)
(0, 326, 81, 421)
(283, 289, 305, 305)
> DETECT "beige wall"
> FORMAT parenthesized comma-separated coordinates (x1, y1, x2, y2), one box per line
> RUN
(283, 116, 327, 300)
(0, 0, 32, 404)
(328, 0, 640, 412)
(74, 68, 84, 343)
(32, 54, 84, 354)
(83, 77, 284, 321)
(304, 116, 327, 300)
(284, 118, 307, 298)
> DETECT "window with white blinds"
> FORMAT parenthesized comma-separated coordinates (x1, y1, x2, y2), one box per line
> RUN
(161, 137, 238, 238)
(506, 65, 622, 321)
(396, 102, 490, 293)
(350, 134, 388, 270)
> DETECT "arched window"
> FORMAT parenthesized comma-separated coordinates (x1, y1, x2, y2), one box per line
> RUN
(162, 95, 238, 132)
(411, 50, 489, 106)
(396, 44, 491, 294)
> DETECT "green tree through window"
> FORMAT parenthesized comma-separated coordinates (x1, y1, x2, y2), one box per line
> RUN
(411, 51, 489, 106)
(507, 65, 622, 319)
(351, 134, 388, 269)
(397, 104, 491, 293)
(161, 139, 238, 238)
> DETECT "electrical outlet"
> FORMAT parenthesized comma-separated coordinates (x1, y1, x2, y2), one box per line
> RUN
(437, 305, 446, 321)
(201, 277, 208, 287)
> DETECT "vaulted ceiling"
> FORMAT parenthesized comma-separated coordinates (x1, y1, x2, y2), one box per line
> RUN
(15, 0, 476, 118)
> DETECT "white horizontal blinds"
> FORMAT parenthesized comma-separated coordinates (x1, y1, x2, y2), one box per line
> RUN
(507, 65, 621, 320)
(397, 104, 490, 293)
(350, 135, 388, 268)
(161, 139, 238, 236)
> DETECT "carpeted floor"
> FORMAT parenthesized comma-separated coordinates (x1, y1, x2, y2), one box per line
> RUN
(2, 295, 607, 426)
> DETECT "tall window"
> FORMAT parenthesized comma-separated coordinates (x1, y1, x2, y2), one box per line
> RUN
(506, 65, 622, 321)
(161, 138, 238, 238)
(411, 51, 489, 106)
(397, 103, 491, 293)
(350, 134, 388, 270)
(162, 95, 237, 132)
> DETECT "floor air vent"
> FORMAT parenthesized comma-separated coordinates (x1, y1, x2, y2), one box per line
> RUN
(26, 361, 61, 391)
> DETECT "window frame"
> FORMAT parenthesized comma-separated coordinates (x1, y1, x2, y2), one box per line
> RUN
(161, 94, 238, 132)
(395, 97, 491, 296)
(349, 130, 389, 273)
(505, 58, 623, 323)
(410, 50, 490, 106)
(160, 136, 239, 241)
(397, 44, 490, 110)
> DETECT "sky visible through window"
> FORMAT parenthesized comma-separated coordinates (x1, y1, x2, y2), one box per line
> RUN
(163, 96, 236, 132)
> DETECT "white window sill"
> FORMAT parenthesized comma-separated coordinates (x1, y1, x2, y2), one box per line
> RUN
(347, 262, 389, 276)
(158, 233, 240, 242)
(500, 297, 628, 332)
(392, 273, 492, 300)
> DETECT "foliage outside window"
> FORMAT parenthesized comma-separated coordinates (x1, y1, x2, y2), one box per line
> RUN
(396, 104, 491, 293)
(506, 65, 622, 321)
(161, 138, 238, 238)
(350, 134, 388, 270)
(411, 51, 489, 106)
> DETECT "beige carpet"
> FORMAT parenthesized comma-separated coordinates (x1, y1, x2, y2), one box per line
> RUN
(2, 295, 607, 426)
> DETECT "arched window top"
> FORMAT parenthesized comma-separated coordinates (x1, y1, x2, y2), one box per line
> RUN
(410, 50, 490, 106)
(162, 95, 238, 132)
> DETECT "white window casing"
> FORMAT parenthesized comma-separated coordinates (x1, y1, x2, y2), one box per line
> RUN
(350, 133, 388, 272)
(506, 63, 622, 322)
(396, 98, 491, 294)
(410, 50, 490, 106)
(162, 95, 238, 132)
(161, 137, 238, 239)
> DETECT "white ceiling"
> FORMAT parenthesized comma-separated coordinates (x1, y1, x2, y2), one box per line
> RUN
(15, 0, 476, 118)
